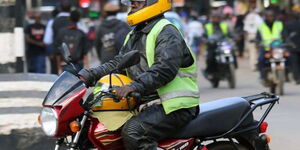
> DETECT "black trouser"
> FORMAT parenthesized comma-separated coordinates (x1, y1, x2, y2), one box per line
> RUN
(206, 45, 218, 74)
(289, 51, 300, 82)
(121, 104, 199, 150)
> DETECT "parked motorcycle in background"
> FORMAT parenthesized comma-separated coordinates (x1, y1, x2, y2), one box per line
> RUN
(38, 43, 279, 150)
(204, 34, 237, 89)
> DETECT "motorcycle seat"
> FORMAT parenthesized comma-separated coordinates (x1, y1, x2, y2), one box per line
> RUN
(171, 97, 253, 139)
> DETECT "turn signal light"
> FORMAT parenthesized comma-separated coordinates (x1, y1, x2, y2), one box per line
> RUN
(284, 52, 290, 57)
(260, 122, 268, 133)
(70, 121, 80, 133)
(37, 115, 41, 125)
(266, 134, 271, 144)
(264, 53, 271, 58)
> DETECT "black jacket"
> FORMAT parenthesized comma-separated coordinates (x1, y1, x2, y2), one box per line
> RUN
(54, 25, 88, 63)
(79, 16, 194, 100)
(95, 17, 130, 63)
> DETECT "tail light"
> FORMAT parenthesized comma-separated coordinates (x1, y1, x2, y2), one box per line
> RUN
(260, 122, 268, 133)
(200, 146, 208, 150)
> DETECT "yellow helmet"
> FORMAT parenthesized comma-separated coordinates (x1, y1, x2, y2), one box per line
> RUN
(121, 0, 172, 26)
(91, 74, 137, 111)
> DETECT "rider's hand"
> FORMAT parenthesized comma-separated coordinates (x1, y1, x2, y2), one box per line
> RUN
(115, 85, 135, 99)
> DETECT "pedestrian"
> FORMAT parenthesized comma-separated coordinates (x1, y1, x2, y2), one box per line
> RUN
(187, 12, 204, 57)
(43, 8, 59, 74)
(54, 10, 89, 75)
(284, 6, 300, 84)
(95, 2, 130, 64)
(25, 12, 46, 73)
(78, 0, 199, 149)
(44, 0, 73, 74)
(243, 6, 263, 71)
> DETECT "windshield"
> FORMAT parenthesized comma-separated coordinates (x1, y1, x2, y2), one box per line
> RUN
(43, 71, 85, 106)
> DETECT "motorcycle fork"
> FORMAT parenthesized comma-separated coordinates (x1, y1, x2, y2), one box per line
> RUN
(69, 111, 89, 150)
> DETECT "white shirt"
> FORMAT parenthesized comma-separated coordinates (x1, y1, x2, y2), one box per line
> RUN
(243, 11, 263, 34)
(187, 20, 204, 46)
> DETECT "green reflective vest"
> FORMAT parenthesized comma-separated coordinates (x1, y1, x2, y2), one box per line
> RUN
(123, 19, 199, 114)
(205, 22, 229, 37)
(258, 21, 283, 50)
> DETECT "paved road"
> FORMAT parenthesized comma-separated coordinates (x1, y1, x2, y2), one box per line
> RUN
(196, 56, 300, 150)
(0, 56, 299, 149)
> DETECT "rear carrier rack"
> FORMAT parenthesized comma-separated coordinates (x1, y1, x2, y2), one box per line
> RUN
(204, 92, 279, 140)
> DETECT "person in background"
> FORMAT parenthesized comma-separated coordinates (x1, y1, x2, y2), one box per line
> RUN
(54, 10, 89, 74)
(43, 8, 59, 74)
(203, 12, 230, 76)
(95, 2, 130, 64)
(284, 5, 300, 84)
(243, 6, 263, 71)
(234, 14, 245, 58)
(44, 0, 73, 74)
(187, 12, 204, 57)
(256, 9, 284, 82)
(25, 12, 46, 73)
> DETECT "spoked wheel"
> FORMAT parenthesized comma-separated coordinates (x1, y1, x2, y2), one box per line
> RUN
(206, 141, 249, 150)
(228, 64, 236, 89)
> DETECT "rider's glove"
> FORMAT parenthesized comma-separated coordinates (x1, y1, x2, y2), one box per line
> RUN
(115, 85, 135, 100)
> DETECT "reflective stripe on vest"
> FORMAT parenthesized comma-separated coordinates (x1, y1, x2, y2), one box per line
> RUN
(258, 21, 283, 50)
(123, 19, 199, 114)
(205, 22, 228, 36)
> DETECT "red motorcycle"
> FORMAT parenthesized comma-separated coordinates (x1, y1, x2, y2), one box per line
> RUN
(39, 45, 279, 150)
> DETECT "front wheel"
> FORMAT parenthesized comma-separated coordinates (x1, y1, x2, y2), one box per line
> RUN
(275, 69, 285, 95)
(206, 141, 249, 150)
(228, 64, 236, 89)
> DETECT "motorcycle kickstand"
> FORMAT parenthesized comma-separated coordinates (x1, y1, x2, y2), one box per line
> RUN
(54, 138, 64, 150)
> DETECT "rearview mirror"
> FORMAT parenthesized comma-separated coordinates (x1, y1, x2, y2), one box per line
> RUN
(61, 43, 72, 63)
(117, 50, 140, 70)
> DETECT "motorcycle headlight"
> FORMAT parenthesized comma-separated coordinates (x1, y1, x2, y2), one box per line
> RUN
(273, 48, 284, 59)
(40, 107, 58, 137)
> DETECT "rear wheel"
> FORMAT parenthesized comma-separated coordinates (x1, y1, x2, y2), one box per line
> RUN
(206, 141, 249, 150)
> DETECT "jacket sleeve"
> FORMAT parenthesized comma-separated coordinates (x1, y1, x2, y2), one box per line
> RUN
(130, 25, 193, 94)
(78, 51, 124, 86)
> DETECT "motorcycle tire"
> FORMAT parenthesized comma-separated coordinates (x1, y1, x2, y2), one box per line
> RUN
(206, 141, 248, 150)
(228, 64, 236, 89)
(276, 70, 285, 95)
(212, 79, 219, 88)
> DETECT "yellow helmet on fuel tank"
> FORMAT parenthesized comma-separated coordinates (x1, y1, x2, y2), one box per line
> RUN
(121, 0, 172, 26)
(91, 74, 137, 111)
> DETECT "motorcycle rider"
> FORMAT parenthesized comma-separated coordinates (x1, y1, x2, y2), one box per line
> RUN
(78, 0, 199, 149)
(203, 12, 233, 78)
(256, 9, 284, 82)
